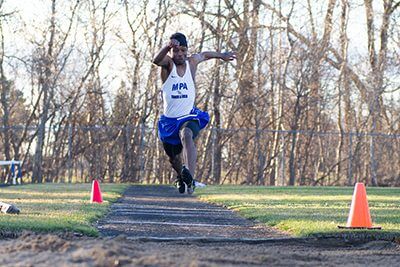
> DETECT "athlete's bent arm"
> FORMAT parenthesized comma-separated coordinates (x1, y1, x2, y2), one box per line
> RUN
(152, 39, 180, 67)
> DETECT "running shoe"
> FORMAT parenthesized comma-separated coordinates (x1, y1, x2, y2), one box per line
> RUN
(181, 166, 195, 194)
(174, 175, 186, 194)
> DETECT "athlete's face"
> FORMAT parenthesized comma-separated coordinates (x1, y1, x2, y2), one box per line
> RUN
(172, 46, 187, 65)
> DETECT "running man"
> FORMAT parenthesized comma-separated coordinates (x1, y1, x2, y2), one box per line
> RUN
(152, 32, 235, 194)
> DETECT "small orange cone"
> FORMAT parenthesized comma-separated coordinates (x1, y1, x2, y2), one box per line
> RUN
(90, 179, 103, 203)
(338, 182, 381, 229)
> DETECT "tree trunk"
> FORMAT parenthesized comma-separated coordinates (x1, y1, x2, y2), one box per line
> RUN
(32, 0, 56, 183)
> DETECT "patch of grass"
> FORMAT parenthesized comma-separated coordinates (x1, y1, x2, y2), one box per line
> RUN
(196, 186, 400, 237)
(0, 183, 128, 236)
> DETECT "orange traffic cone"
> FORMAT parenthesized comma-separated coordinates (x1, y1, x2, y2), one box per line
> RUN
(338, 182, 381, 229)
(90, 179, 103, 203)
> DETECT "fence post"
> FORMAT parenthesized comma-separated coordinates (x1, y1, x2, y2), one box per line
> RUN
(138, 122, 145, 182)
(280, 134, 286, 186)
(125, 125, 131, 182)
(67, 125, 73, 183)
(211, 127, 215, 183)
(347, 133, 353, 185)
(370, 133, 378, 186)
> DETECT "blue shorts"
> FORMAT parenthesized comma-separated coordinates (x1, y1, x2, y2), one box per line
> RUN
(158, 107, 210, 145)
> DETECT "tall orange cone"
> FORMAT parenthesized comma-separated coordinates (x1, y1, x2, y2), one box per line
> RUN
(90, 179, 103, 203)
(338, 183, 381, 229)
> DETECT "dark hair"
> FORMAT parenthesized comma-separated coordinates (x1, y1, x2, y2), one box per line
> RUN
(170, 32, 188, 47)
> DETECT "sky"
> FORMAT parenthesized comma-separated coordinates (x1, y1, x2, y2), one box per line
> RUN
(0, 0, 397, 101)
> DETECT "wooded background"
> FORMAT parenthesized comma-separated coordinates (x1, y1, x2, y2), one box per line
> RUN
(0, 0, 399, 186)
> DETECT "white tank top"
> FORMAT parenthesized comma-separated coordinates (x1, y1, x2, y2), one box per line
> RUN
(161, 61, 195, 118)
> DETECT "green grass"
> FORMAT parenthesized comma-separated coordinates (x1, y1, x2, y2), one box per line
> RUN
(196, 186, 400, 238)
(0, 183, 127, 236)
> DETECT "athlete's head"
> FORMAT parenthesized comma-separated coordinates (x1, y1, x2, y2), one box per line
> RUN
(170, 32, 188, 65)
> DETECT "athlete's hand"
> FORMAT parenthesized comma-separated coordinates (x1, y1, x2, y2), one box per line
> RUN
(222, 51, 236, 61)
(168, 39, 180, 49)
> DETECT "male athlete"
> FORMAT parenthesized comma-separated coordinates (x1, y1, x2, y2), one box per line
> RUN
(152, 32, 235, 194)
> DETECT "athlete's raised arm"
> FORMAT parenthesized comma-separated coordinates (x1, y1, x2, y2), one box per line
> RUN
(152, 39, 180, 68)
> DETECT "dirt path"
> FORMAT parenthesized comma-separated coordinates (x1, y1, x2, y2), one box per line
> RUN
(0, 185, 399, 266)
(96, 185, 289, 239)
